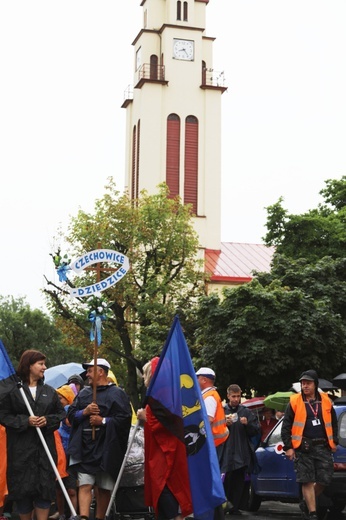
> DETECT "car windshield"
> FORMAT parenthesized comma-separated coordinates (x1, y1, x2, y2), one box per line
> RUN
(265, 419, 282, 446)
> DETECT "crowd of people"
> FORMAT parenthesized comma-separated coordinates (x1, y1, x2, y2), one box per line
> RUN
(0, 351, 338, 520)
(0, 353, 132, 520)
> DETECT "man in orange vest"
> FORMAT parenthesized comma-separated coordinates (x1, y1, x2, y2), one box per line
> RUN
(282, 369, 338, 520)
(196, 367, 229, 520)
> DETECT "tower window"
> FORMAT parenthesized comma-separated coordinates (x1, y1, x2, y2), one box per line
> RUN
(131, 125, 137, 200)
(136, 120, 140, 200)
(183, 2, 188, 21)
(150, 55, 158, 80)
(177, 1, 181, 20)
(166, 114, 180, 199)
(184, 116, 198, 214)
(202, 60, 207, 85)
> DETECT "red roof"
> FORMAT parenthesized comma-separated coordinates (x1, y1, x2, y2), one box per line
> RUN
(205, 242, 275, 283)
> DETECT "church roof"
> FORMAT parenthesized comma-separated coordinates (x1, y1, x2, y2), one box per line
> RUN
(205, 242, 275, 283)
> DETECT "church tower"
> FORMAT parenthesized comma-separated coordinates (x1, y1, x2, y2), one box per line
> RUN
(122, 0, 226, 250)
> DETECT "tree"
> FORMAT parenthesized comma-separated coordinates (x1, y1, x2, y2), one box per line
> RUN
(44, 179, 206, 408)
(195, 177, 346, 397)
(195, 255, 346, 398)
(0, 295, 82, 367)
(263, 176, 346, 262)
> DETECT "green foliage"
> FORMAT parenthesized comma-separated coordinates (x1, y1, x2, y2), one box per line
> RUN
(196, 255, 346, 398)
(196, 176, 346, 398)
(263, 197, 288, 246)
(0, 295, 83, 368)
(319, 177, 346, 211)
(44, 178, 205, 407)
(263, 176, 346, 262)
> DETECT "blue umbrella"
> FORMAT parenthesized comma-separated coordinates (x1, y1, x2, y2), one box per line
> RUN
(44, 362, 85, 389)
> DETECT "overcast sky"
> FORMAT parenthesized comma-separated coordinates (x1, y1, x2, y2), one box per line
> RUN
(1, 0, 345, 312)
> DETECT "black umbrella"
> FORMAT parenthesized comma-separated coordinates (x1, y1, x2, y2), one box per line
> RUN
(318, 378, 338, 391)
(291, 379, 338, 392)
(332, 373, 346, 390)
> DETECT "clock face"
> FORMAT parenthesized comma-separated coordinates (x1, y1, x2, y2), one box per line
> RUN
(173, 39, 194, 61)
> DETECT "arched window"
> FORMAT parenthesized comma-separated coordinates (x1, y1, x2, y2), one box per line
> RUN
(202, 60, 207, 85)
(184, 115, 198, 214)
(177, 1, 181, 20)
(131, 124, 140, 200)
(150, 55, 158, 80)
(166, 114, 180, 198)
(136, 120, 140, 199)
(131, 125, 137, 200)
(183, 2, 188, 21)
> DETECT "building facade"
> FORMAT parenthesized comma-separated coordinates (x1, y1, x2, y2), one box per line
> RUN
(122, 1, 273, 287)
(122, 0, 226, 251)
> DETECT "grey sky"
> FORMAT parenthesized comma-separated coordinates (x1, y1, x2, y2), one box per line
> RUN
(0, 0, 345, 311)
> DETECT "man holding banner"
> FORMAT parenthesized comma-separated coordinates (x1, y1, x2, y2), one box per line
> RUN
(137, 316, 226, 520)
(67, 358, 132, 520)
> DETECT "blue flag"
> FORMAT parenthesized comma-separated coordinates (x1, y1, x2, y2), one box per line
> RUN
(0, 340, 18, 401)
(146, 316, 226, 520)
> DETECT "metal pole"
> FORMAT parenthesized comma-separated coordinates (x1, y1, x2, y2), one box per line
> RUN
(105, 420, 141, 519)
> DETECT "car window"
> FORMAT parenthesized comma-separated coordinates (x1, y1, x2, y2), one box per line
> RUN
(338, 410, 346, 448)
(266, 419, 282, 446)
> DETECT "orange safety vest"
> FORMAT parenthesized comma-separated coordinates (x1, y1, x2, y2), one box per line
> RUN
(0, 425, 7, 508)
(203, 387, 229, 447)
(290, 392, 336, 450)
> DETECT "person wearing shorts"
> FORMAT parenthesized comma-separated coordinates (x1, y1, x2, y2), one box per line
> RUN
(67, 358, 132, 520)
(16, 497, 52, 516)
(282, 369, 338, 520)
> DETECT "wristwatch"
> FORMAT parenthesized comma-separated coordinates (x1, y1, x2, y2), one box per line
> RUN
(102, 417, 106, 425)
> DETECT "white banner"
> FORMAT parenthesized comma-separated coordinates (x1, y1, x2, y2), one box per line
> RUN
(69, 249, 130, 298)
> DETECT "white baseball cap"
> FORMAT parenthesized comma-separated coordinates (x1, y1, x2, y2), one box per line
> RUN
(195, 367, 216, 379)
(82, 358, 111, 370)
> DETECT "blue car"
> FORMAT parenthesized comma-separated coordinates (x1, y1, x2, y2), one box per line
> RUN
(247, 398, 346, 516)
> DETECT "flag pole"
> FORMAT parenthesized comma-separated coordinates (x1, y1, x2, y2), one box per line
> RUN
(18, 384, 78, 518)
(105, 420, 141, 519)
